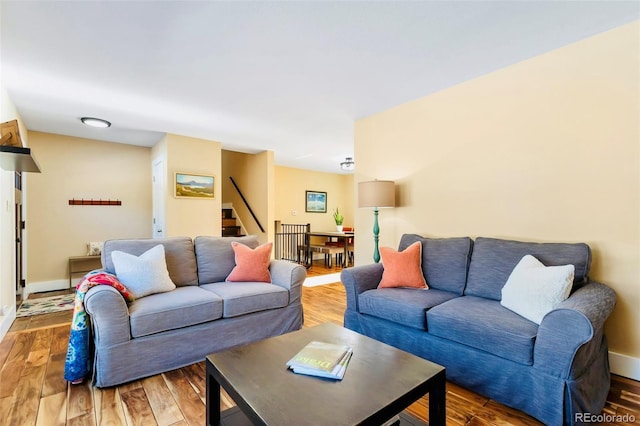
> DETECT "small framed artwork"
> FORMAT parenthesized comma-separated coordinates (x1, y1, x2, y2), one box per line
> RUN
(305, 190, 327, 213)
(175, 172, 215, 199)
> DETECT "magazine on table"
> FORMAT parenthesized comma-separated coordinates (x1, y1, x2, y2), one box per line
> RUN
(291, 348, 353, 380)
(286, 341, 353, 379)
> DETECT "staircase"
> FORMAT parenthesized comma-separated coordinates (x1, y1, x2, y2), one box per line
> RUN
(222, 208, 242, 237)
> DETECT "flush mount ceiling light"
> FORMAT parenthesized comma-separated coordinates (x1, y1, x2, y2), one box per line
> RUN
(340, 157, 355, 171)
(80, 117, 111, 128)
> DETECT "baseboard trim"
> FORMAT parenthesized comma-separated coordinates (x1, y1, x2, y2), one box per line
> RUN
(0, 306, 16, 341)
(24, 279, 71, 299)
(609, 351, 640, 381)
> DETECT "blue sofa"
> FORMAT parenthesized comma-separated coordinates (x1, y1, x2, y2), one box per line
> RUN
(341, 234, 616, 425)
(84, 235, 305, 387)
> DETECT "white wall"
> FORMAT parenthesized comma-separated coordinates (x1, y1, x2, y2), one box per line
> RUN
(0, 87, 26, 339)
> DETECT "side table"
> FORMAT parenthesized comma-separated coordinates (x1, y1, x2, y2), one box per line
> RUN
(68, 255, 102, 288)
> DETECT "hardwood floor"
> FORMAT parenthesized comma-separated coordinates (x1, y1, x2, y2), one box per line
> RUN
(1, 261, 638, 425)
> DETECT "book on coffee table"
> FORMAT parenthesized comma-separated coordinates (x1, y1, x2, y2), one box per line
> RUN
(286, 341, 353, 379)
(291, 347, 353, 380)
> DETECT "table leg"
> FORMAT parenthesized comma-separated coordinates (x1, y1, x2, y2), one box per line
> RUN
(206, 367, 221, 426)
(429, 371, 446, 426)
(343, 238, 348, 267)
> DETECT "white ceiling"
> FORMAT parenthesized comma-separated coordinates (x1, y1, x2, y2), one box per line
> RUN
(1, 1, 638, 174)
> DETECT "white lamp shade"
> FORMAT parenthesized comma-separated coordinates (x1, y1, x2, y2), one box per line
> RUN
(358, 180, 395, 208)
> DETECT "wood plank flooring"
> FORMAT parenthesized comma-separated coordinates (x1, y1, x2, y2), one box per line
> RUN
(1, 261, 638, 425)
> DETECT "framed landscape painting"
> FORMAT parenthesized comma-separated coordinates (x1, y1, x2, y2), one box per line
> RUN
(175, 172, 215, 199)
(305, 190, 327, 213)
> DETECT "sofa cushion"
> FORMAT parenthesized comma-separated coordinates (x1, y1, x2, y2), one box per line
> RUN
(427, 296, 539, 365)
(200, 282, 289, 318)
(226, 242, 272, 283)
(111, 244, 176, 299)
(379, 242, 427, 289)
(195, 236, 259, 284)
(129, 286, 223, 338)
(465, 237, 591, 301)
(501, 255, 575, 324)
(359, 288, 459, 330)
(399, 234, 473, 295)
(102, 237, 198, 286)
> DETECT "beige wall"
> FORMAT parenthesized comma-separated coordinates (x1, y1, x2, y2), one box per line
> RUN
(26, 132, 152, 288)
(156, 134, 222, 238)
(274, 166, 355, 232)
(355, 22, 639, 364)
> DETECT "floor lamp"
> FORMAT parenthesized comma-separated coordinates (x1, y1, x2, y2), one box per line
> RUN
(358, 180, 395, 263)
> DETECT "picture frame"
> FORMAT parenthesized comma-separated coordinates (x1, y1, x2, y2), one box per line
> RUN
(305, 190, 327, 213)
(175, 172, 215, 199)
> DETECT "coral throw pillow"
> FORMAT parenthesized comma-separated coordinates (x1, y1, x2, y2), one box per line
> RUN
(226, 241, 272, 283)
(378, 241, 428, 289)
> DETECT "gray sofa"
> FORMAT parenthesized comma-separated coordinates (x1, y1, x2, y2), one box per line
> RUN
(341, 234, 616, 426)
(85, 235, 305, 387)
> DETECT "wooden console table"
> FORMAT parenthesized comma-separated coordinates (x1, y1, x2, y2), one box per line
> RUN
(68, 255, 102, 288)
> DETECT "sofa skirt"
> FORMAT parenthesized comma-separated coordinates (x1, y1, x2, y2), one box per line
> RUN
(344, 310, 610, 426)
(93, 302, 303, 387)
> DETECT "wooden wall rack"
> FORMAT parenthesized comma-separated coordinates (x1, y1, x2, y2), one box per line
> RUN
(69, 199, 122, 206)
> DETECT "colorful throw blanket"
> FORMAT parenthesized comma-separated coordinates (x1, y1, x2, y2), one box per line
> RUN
(64, 271, 134, 384)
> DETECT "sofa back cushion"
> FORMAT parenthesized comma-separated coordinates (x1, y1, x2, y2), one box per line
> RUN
(194, 235, 260, 284)
(398, 234, 473, 295)
(102, 237, 198, 286)
(465, 237, 591, 300)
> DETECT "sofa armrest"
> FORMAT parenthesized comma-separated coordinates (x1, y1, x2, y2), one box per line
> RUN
(84, 286, 132, 347)
(534, 281, 616, 378)
(340, 264, 384, 312)
(269, 260, 306, 304)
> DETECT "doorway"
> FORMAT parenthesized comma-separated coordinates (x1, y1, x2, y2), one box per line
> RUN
(152, 158, 165, 238)
(14, 171, 24, 306)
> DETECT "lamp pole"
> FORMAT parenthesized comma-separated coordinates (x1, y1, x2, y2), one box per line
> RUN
(358, 180, 395, 265)
(373, 207, 380, 263)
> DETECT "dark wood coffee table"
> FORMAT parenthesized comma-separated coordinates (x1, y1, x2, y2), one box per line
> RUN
(206, 322, 446, 425)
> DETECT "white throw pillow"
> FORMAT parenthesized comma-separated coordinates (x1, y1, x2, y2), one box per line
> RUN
(500, 255, 575, 324)
(111, 244, 176, 299)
